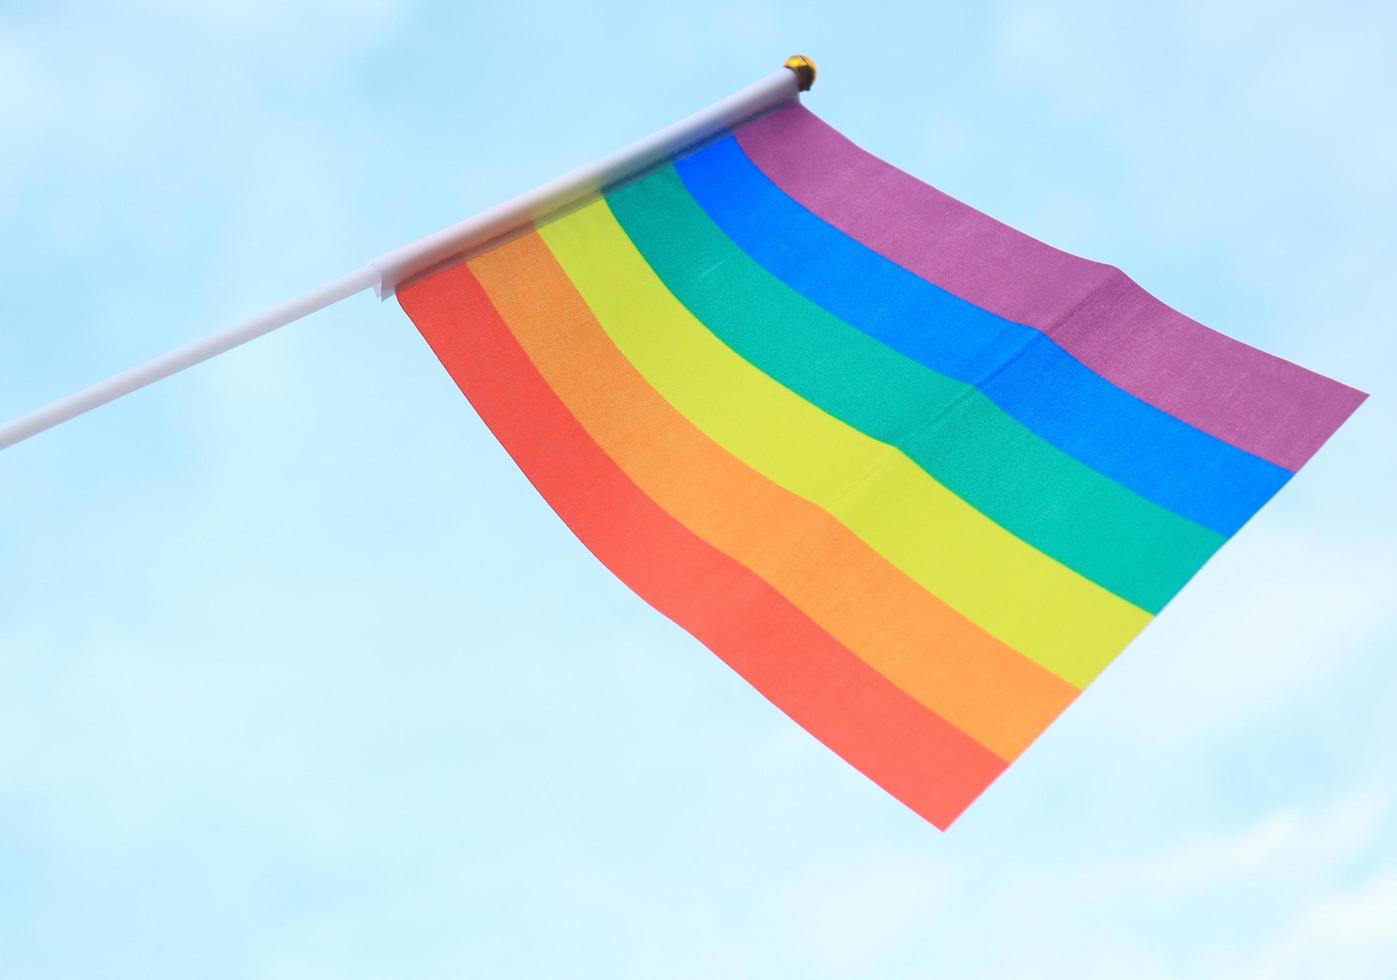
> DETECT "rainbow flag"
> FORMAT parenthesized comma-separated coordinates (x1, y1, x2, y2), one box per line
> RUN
(397, 104, 1365, 828)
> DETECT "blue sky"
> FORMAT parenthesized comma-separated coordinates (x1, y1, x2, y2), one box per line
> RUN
(1, 1, 1393, 977)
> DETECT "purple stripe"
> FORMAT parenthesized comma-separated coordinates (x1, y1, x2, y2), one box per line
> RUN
(735, 105, 1366, 472)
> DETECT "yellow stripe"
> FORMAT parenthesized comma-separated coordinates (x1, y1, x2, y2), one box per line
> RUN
(538, 199, 1152, 685)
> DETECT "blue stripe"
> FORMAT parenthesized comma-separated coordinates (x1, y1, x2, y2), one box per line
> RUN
(674, 136, 1289, 536)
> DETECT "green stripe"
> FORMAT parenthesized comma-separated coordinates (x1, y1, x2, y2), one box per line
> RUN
(606, 166, 1224, 612)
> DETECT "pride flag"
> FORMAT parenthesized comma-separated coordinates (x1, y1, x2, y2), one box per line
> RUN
(398, 104, 1365, 828)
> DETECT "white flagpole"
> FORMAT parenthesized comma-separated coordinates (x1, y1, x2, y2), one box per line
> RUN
(0, 58, 814, 452)
(0, 269, 377, 451)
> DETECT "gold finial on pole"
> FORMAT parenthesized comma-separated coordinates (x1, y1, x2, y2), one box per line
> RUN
(783, 55, 817, 91)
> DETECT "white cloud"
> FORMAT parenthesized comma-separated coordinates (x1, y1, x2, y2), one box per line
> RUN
(0, 1, 402, 202)
(778, 854, 953, 977)
(1244, 869, 1397, 979)
(1089, 524, 1393, 740)
(1081, 794, 1386, 897)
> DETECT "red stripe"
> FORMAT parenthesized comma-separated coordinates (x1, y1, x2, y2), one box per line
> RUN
(399, 262, 1007, 829)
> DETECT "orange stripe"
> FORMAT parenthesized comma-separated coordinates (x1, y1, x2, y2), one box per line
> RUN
(398, 260, 1006, 828)
(468, 232, 1077, 761)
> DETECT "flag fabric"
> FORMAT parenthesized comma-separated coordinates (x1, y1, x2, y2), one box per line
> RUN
(396, 103, 1366, 829)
